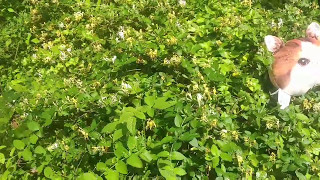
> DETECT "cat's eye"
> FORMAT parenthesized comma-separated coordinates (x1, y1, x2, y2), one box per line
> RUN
(298, 58, 310, 66)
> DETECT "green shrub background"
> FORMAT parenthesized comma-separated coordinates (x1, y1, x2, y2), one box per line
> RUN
(1, 0, 320, 179)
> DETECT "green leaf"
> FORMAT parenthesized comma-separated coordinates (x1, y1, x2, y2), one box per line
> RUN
(126, 117, 136, 135)
(221, 164, 226, 173)
(153, 97, 176, 110)
(219, 62, 234, 75)
(25, 33, 31, 45)
(7, 8, 15, 12)
(135, 111, 146, 120)
(211, 144, 220, 157)
(102, 121, 119, 134)
(174, 167, 187, 176)
(157, 151, 170, 158)
(189, 138, 199, 147)
(212, 157, 219, 168)
(179, 132, 199, 141)
(144, 95, 156, 106)
(146, 107, 154, 117)
(5, 39, 12, 47)
(120, 111, 134, 122)
(85, 0, 91, 6)
(295, 170, 307, 180)
(35, 146, 46, 154)
(44, 167, 54, 178)
(171, 151, 186, 160)
(159, 167, 176, 180)
(43, 118, 53, 127)
(139, 150, 153, 162)
(96, 162, 107, 171)
(22, 148, 33, 161)
(0, 153, 5, 164)
(10, 147, 15, 157)
(113, 129, 123, 142)
(13, 140, 25, 150)
(115, 160, 128, 174)
(78, 172, 98, 180)
(106, 169, 119, 180)
(220, 152, 232, 162)
(296, 113, 309, 122)
(31, 38, 40, 44)
(114, 142, 129, 158)
(127, 154, 143, 168)
(96, 0, 101, 9)
(11, 83, 27, 92)
(174, 114, 183, 127)
(249, 154, 258, 167)
(127, 136, 137, 150)
(160, 136, 173, 144)
(29, 134, 38, 144)
(27, 121, 40, 131)
(0, 146, 6, 150)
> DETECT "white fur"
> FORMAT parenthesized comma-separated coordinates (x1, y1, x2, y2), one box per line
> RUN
(283, 41, 320, 96)
(307, 22, 320, 39)
(278, 89, 291, 109)
(265, 35, 281, 52)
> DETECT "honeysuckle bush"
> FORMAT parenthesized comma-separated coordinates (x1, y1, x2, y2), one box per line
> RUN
(2, 0, 320, 179)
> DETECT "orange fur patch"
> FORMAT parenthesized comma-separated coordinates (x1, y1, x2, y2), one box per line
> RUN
(270, 37, 320, 89)
(271, 40, 301, 89)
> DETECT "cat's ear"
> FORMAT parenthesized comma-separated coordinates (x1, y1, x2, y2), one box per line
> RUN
(264, 35, 284, 53)
(306, 22, 320, 39)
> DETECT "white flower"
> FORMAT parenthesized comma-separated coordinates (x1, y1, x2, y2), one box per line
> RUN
(119, 31, 124, 39)
(179, 0, 186, 6)
(60, 51, 67, 60)
(67, 48, 72, 53)
(112, 55, 117, 63)
(176, 22, 181, 28)
(121, 82, 132, 90)
(221, 129, 228, 133)
(118, 26, 125, 40)
(58, 22, 64, 28)
(47, 142, 59, 151)
(196, 93, 203, 106)
(278, 18, 283, 27)
(271, 20, 276, 28)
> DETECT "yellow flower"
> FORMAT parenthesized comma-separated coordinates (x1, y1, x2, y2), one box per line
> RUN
(220, 129, 228, 138)
(232, 131, 239, 141)
(146, 119, 156, 130)
(210, 119, 217, 128)
(74, 11, 84, 21)
(303, 99, 313, 110)
(147, 49, 158, 59)
(269, 152, 276, 162)
(167, 36, 177, 45)
(78, 127, 88, 140)
(237, 155, 243, 166)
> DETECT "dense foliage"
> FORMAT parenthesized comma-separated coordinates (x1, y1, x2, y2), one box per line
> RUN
(1, 0, 320, 179)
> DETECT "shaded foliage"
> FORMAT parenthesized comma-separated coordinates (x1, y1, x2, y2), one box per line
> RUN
(1, 0, 320, 179)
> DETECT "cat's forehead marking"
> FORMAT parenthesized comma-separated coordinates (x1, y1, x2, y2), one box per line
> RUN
(271, 39, 301, 89)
